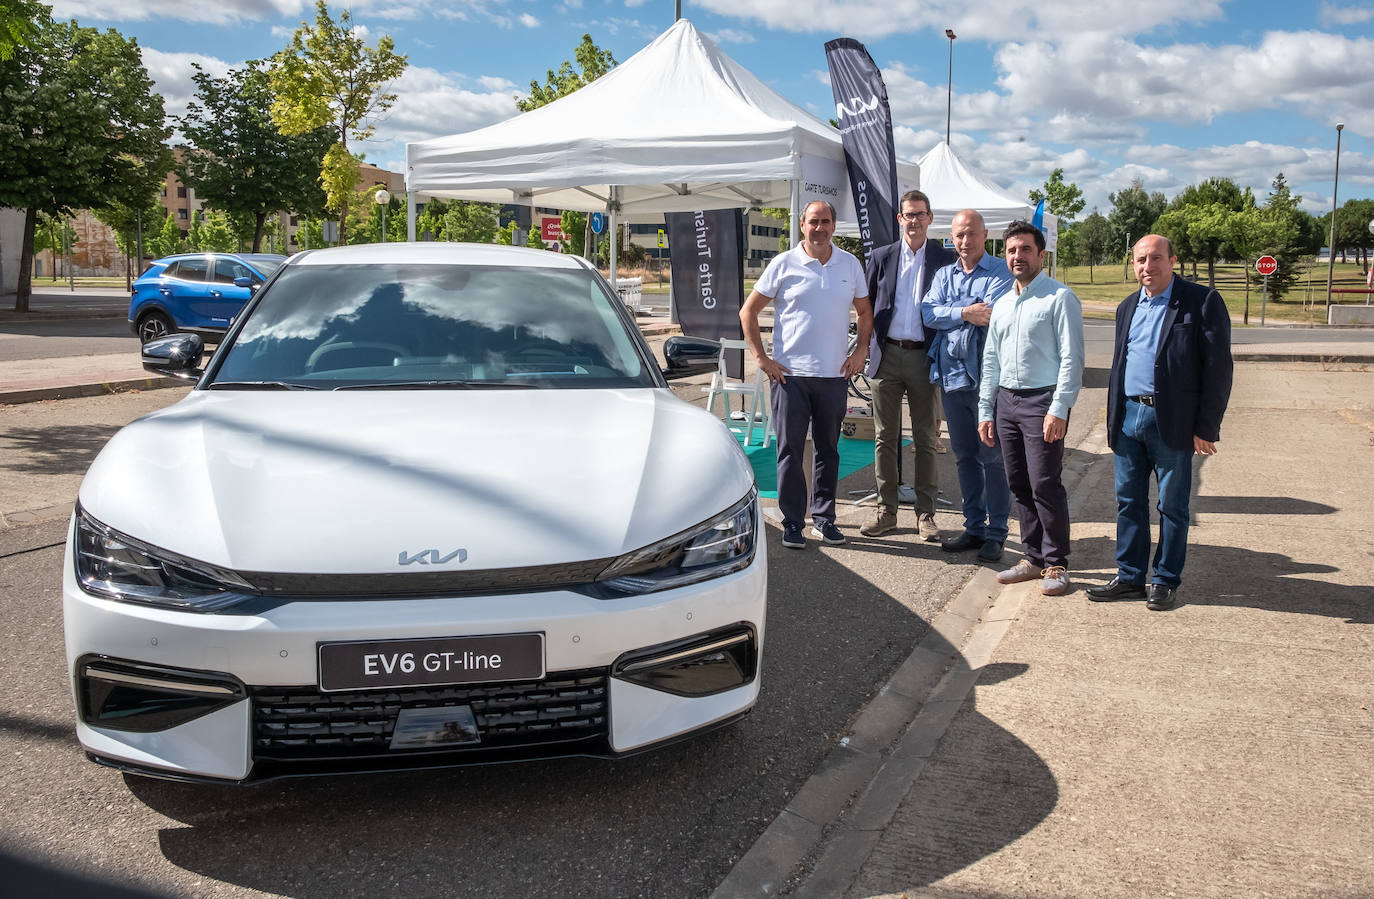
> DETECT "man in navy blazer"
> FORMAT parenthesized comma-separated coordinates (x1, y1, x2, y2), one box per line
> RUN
(859, 189, 958, 540)
(1089, 234, 1233, 611)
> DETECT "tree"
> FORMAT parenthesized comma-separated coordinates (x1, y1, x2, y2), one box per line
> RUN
(186, 210, 241, 252)
(1165, 178, 1248, 287)
(0, 0, 42, 60)
(442, 201, 498, 244)
(0, 11, 170, 310)
(1076, 210, 1113, 283)
(179, 61, 332, 252)
(32, 213, 76, 280)
(517, 34, 617, 112)
(1257, 172, 1305, 301)
(1224, 205, 1282, 322)
(147, 212, 185, 258)
(269, 1, 408, 243)
(1106, 178, 1167, 259)
(1333, 197, 1374, 272)
(1028, 169, 1085, 249)
(560, 210, 588, 256)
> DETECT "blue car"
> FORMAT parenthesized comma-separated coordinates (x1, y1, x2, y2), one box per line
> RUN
(129, 253, 286, 343)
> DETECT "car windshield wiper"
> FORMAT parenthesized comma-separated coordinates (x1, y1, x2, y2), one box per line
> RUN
(207, 381, 321, 391)
(332, 380, 535, 390)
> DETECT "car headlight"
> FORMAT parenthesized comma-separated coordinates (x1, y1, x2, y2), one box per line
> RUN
(588, 491, 757, 597)
(73, 506, 255, 613)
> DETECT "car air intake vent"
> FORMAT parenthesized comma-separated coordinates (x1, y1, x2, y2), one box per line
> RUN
(251, 670, 608, 761)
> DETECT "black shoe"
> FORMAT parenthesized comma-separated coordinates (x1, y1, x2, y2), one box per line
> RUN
(811, 521, 845, 545)
(1087, 577, 1147, 602)
(941, 531, 982, 553)
(782, 523, 806, 549)
(976, 539, 1004, 562)
(1145, 584, 1177, 611)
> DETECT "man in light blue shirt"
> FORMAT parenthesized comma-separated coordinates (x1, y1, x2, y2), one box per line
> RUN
(922, 209, 1015, 562)
(977, 221, 1084, 595)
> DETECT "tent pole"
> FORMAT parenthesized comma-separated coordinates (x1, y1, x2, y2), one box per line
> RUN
(608, 186, 619, 291)
(789, 179, 800, 246)
(406, 190, 416, 242)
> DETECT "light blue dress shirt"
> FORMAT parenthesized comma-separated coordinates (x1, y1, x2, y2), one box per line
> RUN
(887, 239, 926, 341)
(1123, 279, 1174, 397)
(978, 270, 1085, 421)
(922, 253, 1015, 391)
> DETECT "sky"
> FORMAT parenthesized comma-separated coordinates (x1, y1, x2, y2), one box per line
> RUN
(46, 0, 1374, 223)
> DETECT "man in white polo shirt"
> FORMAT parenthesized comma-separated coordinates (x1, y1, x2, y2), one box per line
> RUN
(741, 200, 873, 549)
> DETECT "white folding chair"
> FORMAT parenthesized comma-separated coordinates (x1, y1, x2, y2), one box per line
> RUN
(703, 338, 772, 447)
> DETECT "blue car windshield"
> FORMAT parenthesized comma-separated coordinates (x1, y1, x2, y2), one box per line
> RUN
(209, 262, 655, 390)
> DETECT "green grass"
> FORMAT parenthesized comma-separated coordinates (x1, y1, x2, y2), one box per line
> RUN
(32, 275, 130, 290)
(1057, 260, 1371, 326)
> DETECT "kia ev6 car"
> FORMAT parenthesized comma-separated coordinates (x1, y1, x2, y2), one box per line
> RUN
(67, 242, 765, 783)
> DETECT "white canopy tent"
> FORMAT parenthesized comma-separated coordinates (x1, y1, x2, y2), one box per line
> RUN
(405, 18, 919, 283)
(916, 142, 1057, 252)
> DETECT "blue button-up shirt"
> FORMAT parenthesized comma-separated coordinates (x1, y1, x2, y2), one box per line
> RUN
(978, 270, 1085, 421)
(1123, 278, 1174, 397)
(922, 252, 1015, 391)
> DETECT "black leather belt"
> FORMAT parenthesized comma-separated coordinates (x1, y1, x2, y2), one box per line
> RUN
(1128, 394, 1156, 406)
(886, 338, 925, 350)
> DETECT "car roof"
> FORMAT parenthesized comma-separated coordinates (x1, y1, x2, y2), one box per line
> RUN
(150, 252, 284, 265)
(286, 242, 591, 270)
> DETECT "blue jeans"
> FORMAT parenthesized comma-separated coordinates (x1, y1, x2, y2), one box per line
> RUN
(1114, 398, 1194, 587)
(943, 386, 1010, 541)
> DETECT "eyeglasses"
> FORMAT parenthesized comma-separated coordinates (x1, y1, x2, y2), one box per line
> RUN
(899, 211, 931, 222)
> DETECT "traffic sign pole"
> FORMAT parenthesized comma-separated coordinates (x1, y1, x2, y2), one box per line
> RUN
(1255, 255, 1278, 326)
(1261, 273, 1268, 325)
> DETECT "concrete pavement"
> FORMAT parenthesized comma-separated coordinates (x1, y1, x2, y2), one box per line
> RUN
(718, 359, 1374, 897)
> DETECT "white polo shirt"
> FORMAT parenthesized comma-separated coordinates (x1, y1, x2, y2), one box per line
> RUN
(755, 243, 866, 377)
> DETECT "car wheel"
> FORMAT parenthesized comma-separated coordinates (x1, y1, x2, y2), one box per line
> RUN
(137, 311, 174, 343)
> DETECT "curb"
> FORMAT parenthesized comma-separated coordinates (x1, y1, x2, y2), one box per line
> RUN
(713, 419, 1113, 899)
(1232, 352, 1374, 365)
(0, 375, 186, 406)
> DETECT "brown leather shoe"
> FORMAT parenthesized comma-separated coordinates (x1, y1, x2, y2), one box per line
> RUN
(859, 508, 898, 537)
(916, 513, 940, 542)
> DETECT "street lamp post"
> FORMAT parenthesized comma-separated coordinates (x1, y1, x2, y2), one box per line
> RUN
(375, 188, 391, 243)
(944, 29, 956, 145)
(1325, 123, 1344, 309)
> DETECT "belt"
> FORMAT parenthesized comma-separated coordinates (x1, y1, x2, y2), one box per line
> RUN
(1128, 394, 1156, 406)
(886, 338, 925, 350)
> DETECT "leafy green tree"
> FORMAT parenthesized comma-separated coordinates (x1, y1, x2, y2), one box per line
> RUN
(494, 221, 520, 246)
(32, 213, 76, 280)
(179, 61, 332, 252)
(1107, 178, 1167, 260)
(1333, 197, 1374, 271)
(186, 210, 241, 252)
(269, 0, 408, 243)
(1151, 209, 1192, 276)
(0, 11, 170, 310)
(526, 229, 546, 252)
(1224, 206, 1282, 321)
(147, 212, 185, 258)
(1028, 169, 1085, 249)
(1076, 210, 1113, 283)
(1164, 179, 1249, 287)
(1257, 173, 1306, 300)
(0, 0, 42, 61)
(441, 201, 498, 244)
(517, 34, 617, 112)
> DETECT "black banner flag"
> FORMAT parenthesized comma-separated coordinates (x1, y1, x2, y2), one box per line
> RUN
(666, 209, 746, 378)
(824, 37, 899, 255)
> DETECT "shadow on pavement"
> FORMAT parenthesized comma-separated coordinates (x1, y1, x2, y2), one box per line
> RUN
(112, 522, 1058, 898)
(0, 424, 123, 475)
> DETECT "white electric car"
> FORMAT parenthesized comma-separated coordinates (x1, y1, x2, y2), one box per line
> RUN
(64, 242, 766, 783)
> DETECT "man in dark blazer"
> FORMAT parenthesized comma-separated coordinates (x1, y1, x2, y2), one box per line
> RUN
(1088, 234, 1233, 611)
(858, 189, 957, 540)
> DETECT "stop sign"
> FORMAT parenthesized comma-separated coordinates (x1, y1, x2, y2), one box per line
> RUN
(1256, 255, 1278, 276)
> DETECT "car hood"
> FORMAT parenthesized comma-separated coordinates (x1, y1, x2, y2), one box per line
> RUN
(78, 389, 754, 574)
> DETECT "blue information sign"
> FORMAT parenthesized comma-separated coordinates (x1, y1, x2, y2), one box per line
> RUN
(589, 211, 606, 234)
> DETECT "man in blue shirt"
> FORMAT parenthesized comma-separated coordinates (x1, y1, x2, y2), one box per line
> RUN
(1088, 235, 1233, 611)
(978, 221, 1084, 596)
(922, 209, 1015, 562)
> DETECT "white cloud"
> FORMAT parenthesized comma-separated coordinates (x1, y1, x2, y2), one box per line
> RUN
(50, 0, 301, 23)
(1319, 3, 1374, 26)
(708, 28, 757, 45)
(519, 13, 540, 27)
(139, 47, 237, 130)
(380, 65, 520, 146)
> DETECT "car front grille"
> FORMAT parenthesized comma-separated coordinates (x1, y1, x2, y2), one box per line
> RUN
(251, 670, 609, 764)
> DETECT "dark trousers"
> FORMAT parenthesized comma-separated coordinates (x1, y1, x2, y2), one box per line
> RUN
(944, 386, 1011, 542)
(995, 386, 1070, 568)
(771, 376, 848, 528)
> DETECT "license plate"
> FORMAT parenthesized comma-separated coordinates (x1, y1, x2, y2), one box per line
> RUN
(317, 633, 545, 692)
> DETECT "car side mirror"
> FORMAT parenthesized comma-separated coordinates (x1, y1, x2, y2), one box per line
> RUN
(232, 276, 260, 293)
(662, 335, 721, 380)
(142, 333, 205, 381)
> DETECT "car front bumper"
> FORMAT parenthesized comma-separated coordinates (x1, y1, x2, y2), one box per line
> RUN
(63, 519, 767, 783)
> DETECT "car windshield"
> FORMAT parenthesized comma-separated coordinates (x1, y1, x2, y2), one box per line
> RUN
(244, 256, 284, 277)
(208, 262, 655, 390)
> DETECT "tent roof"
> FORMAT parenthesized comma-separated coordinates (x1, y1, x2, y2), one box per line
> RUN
(405, 19, 916, 216)
(917, 142, 1056, 244)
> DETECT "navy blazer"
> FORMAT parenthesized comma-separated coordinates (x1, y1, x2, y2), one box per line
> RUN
(864, 237, 957, 377)
(1107, 276, 1234, 452)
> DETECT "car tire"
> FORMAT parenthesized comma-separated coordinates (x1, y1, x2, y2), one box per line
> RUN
(137, 311, 174, 344)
